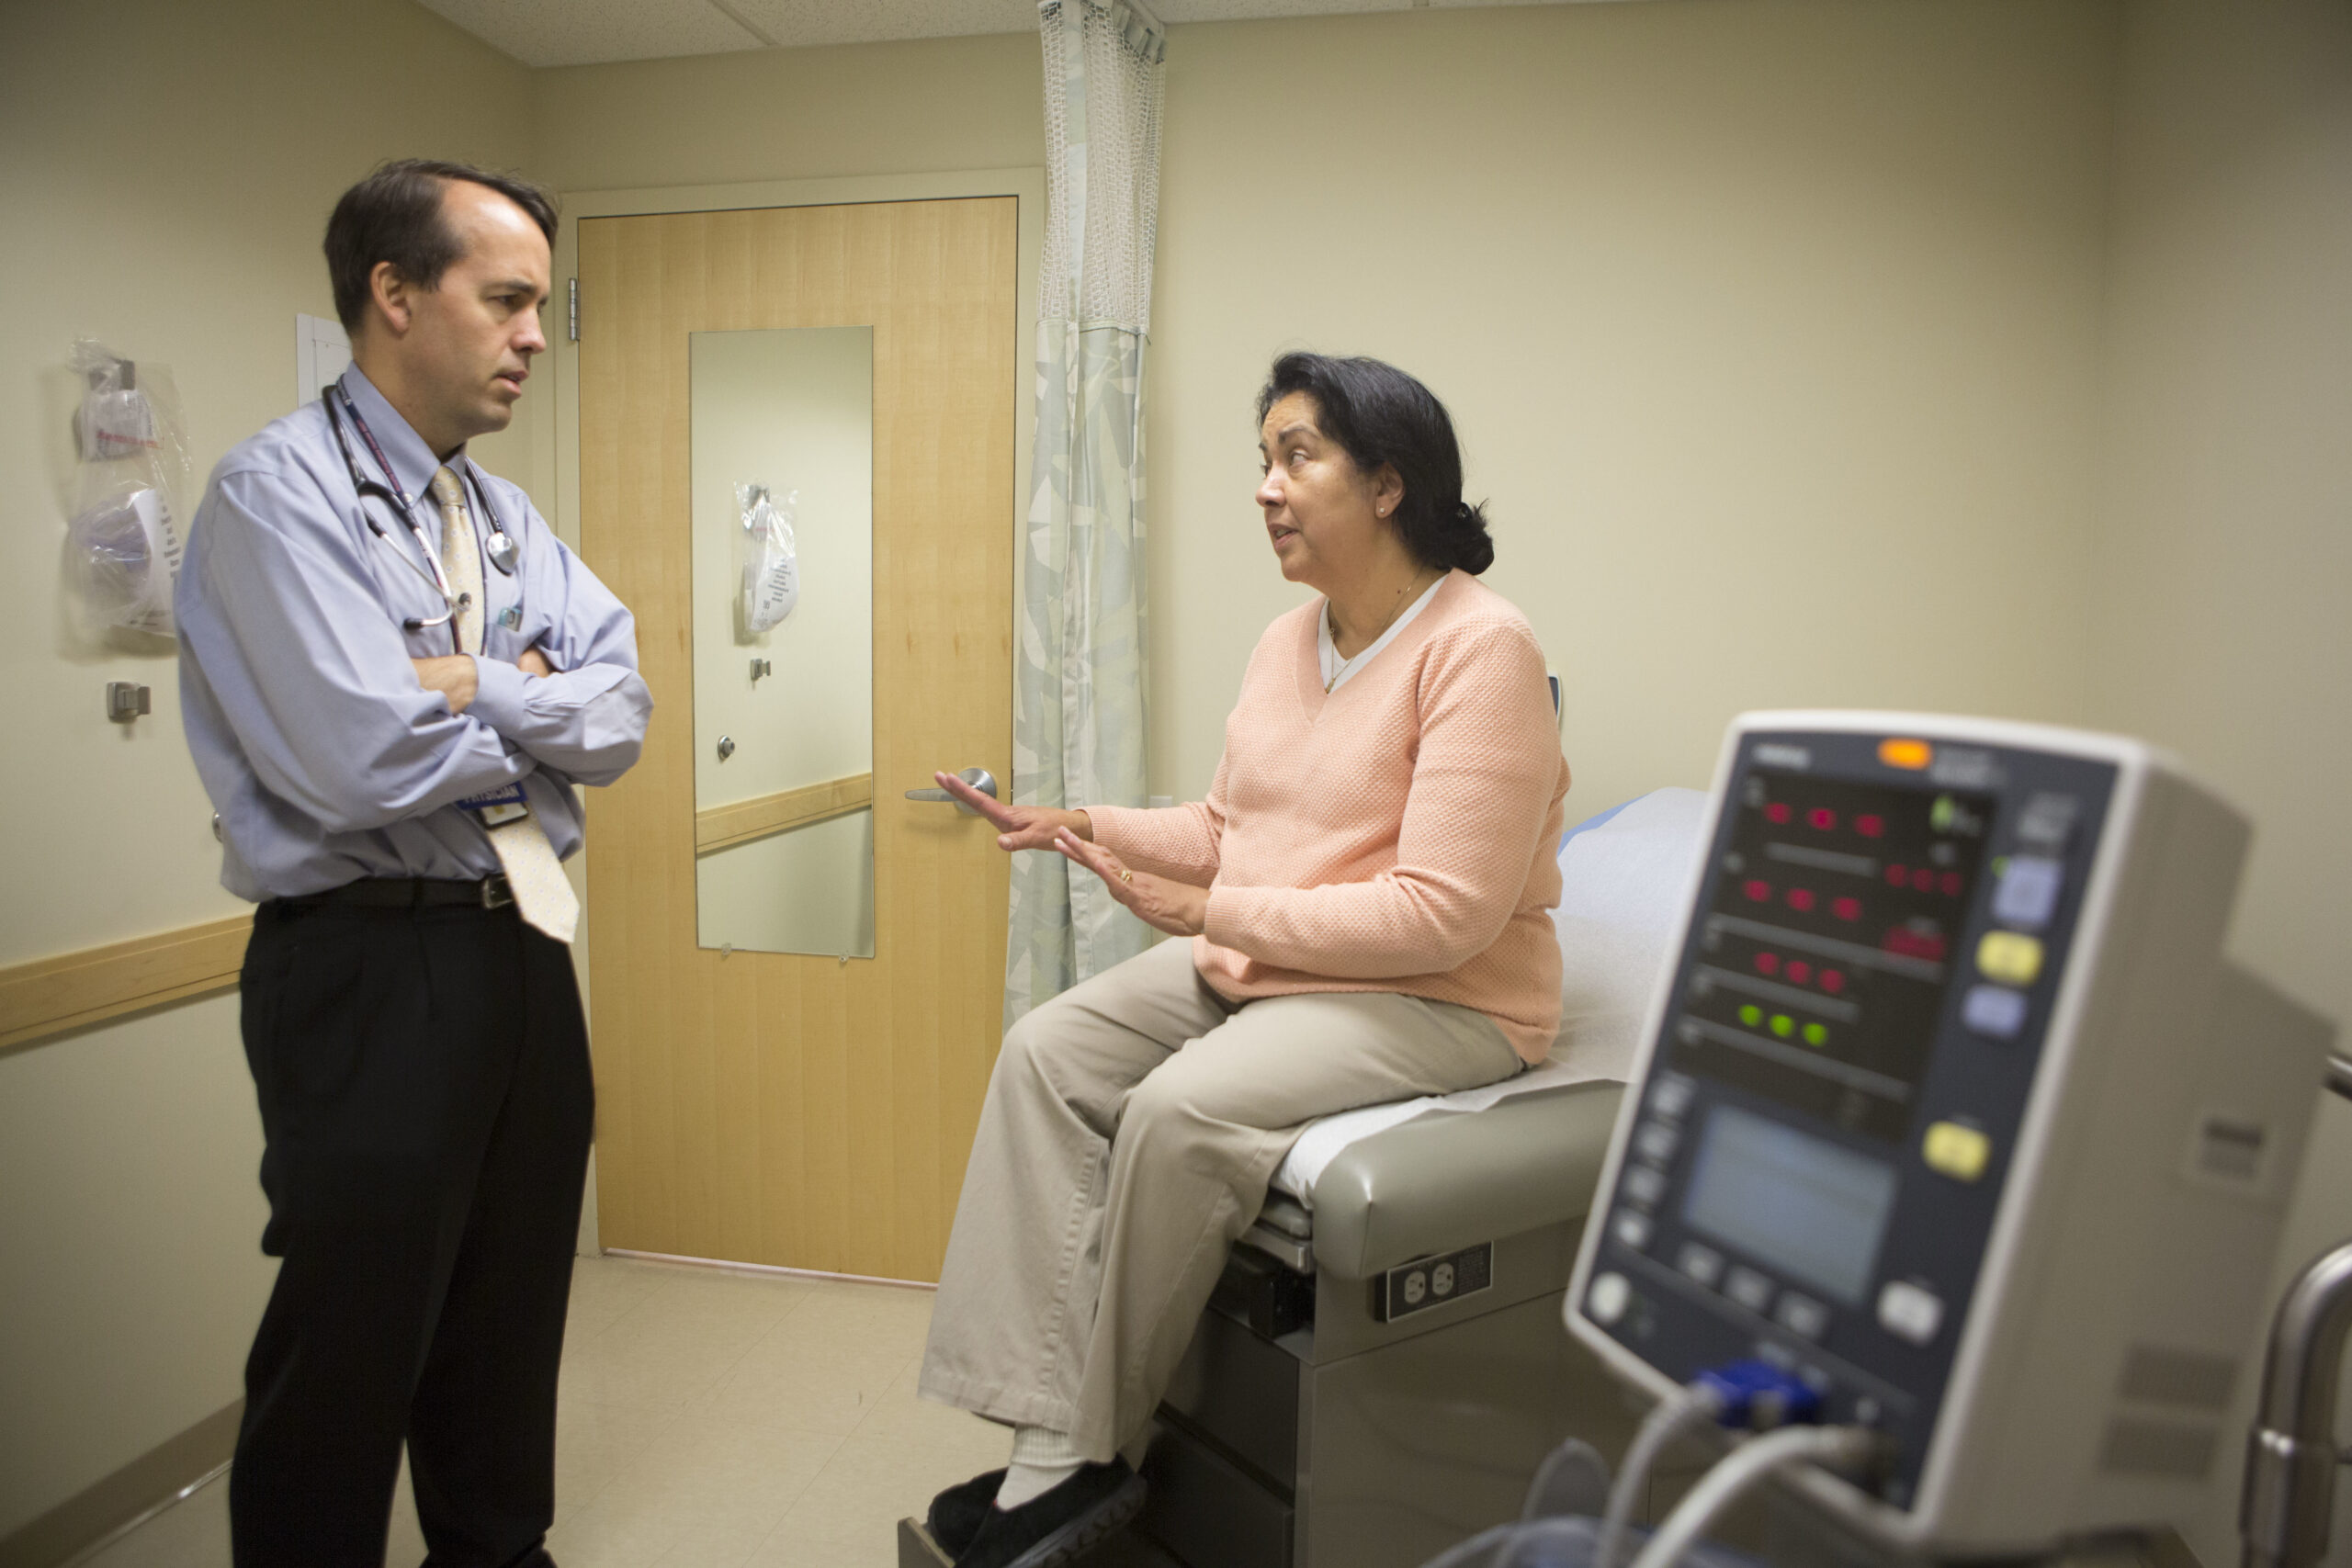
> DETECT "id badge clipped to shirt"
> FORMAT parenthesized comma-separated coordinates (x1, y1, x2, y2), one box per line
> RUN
(459, 783, 531, 829)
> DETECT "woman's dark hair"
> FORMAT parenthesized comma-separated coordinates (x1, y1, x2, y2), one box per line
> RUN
(1256, 352, 1495, 575)
(324, 159, 560, 333)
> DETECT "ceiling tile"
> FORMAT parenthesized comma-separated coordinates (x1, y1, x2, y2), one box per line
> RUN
(415, 0, 769, 67)
(416, 0, 1611, 68)
(720, 0, 1039, 49)
(1149, 0, 1410, 20)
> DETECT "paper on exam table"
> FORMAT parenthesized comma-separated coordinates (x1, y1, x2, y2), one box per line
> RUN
(1271, 787, 1709, 1205)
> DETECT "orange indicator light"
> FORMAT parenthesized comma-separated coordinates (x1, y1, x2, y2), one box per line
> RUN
(1880, 738, 1933, 771)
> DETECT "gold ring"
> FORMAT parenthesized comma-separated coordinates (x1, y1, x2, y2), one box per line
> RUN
(1119, 869, 1133, 883)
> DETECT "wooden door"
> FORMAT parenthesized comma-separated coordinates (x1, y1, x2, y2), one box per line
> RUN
(578, 199, 1017, 1281)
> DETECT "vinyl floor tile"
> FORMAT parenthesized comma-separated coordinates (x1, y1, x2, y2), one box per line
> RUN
(744, 1432, 1002, 1568)
(79, 1470, 229, 1568)
(88, 1257, 980, 1568)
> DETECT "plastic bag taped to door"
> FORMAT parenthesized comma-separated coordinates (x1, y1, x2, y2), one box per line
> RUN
(737, 481, 799, 635)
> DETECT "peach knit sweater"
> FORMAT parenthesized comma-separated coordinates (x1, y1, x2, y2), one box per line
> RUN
(1088, 571, 1571, 1062)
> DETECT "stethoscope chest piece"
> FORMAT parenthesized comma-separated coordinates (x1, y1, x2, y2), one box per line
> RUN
(486, 529, 519, 576)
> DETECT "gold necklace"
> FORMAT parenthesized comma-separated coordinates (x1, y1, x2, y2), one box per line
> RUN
(1325, 570, 1440, 693)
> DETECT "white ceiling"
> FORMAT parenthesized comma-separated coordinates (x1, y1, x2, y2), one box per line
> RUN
(415, 0, 1608, 69)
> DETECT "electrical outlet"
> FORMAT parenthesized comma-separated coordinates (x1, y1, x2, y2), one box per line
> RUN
(1375, 1240, 1493, 1322)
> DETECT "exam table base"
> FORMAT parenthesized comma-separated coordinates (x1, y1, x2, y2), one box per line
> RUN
(1135, 1218, 1653, 1568)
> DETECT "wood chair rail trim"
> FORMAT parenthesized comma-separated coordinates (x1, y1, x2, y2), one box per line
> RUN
(694, 772, 876, 855)
(0, 913, 254, 1051)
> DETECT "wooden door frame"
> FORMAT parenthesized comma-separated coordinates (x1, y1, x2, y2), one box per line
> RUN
(537, 167, 1045, 1256)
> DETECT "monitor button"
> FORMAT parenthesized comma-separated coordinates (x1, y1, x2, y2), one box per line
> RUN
(2017, 794, 2079, 853)
(1677, 1242, 1724, 1289)
(1649, 1075, 1696, 1120)
(1775, 1292, 1830, 1340)
(1962, 983, 2030, 1040)
(1724, 1266, 1774, 1314)
(1992, 856, 2064, 929)
(1589, 1270, 1632, 1325)
(1976, 931, 2044, 987)
(1877, 1280, 1945, 1346)
(1622, 1165, 1668, 1208)
(1924, 1120, 1993, 1182)
(1612, 1210, 1654, 1251)
(1635, 1122, 1681, 1164)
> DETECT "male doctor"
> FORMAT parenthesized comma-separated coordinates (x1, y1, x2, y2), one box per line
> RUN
(176, 159, 650, 1567)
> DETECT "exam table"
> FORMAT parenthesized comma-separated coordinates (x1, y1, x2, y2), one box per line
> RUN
(1129, 788, 1710, 1568)
(900, 789, 1709, 1568)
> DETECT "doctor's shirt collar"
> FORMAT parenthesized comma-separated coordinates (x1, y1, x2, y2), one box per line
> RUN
(337, 364, 459, 504)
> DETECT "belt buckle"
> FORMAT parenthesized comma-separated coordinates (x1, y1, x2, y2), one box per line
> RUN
(481, 874, 515, 909)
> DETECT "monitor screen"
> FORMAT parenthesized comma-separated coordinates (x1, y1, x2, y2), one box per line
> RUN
(1680, 1102, 1899, 1305)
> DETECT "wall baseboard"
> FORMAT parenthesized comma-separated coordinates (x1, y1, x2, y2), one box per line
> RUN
(0, 1402, 241, 1568)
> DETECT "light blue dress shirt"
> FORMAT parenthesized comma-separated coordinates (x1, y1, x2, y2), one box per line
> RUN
(177, 366, 652, 901)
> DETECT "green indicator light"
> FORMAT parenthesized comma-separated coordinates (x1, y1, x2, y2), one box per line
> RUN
(1991, 855, 2009, 878)
(1804, 1022, 1829, 1047)
(1771, 1014, 1795, 1039)
(1739, 1004, 1763, 1028)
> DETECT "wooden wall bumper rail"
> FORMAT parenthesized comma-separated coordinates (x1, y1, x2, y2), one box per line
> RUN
(0, 913, 254, 1052)
(694, 772, 875, 855)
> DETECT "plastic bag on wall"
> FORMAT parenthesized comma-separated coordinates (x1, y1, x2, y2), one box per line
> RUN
(737, 482, 799, 635)
(66, 338, 190, 637)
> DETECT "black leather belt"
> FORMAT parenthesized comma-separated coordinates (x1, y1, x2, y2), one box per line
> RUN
(283, 875, 514, 911)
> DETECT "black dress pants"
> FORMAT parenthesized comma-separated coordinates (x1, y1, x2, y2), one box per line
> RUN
(229, 894, 594, 1568)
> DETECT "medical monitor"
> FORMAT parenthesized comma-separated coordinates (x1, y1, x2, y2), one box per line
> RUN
(1566, 713, 2334, 1557)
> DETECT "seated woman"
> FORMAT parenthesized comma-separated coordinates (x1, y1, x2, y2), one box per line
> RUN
(915, 352, 1571, 1568)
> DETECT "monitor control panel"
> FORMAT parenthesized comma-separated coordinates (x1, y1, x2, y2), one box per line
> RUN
(1576, 728, 2119, 1508)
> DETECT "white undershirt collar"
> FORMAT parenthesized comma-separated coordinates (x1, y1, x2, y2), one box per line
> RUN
(1317, 574, 1446, 694)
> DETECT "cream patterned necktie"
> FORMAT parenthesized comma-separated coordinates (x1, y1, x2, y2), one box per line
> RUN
(431, 466, 579, 944)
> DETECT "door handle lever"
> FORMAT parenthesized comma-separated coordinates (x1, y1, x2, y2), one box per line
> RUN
(905, 767, 998, 817)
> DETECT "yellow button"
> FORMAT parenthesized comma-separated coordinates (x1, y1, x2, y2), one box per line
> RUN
(1879, 738, 1933, 771)
(1924, 1121, 1992, 1182)
(1976, 931, 2044, 987)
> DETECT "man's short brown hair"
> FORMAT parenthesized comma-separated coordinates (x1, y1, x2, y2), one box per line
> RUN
(323, 159, 560, 333)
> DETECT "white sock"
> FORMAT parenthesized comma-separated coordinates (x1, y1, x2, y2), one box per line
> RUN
(995, 1425, 1084, 1509)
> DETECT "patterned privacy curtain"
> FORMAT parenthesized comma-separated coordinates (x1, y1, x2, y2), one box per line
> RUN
(1005, 0, 1167, 1027)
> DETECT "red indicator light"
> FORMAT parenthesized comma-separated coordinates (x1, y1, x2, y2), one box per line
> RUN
(1786, 887, 1816, 912)
(1744, 880, 1771, 903)
(1911, 868, 1937, 892)
(1808, 807, 1838, 831)
(1885, 864, 1908, 887)
(1883, 926, 1950, 963)
(1754, 953, 1781, 976)
(1940, 872, 1964, 897)
(1765, 802, 1792, 825)
(1855, 814, 1885, 839)
(1831, 896, 1862, 922)
(1820, 969, 1847, 995)
(1786, 960, 1814, 986)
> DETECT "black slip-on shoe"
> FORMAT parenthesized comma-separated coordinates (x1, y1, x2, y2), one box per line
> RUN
(927, 1467, 1005, 1559)
(956, 1459, 1146, 1568)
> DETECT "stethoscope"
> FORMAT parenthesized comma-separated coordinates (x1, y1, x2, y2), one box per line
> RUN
(322, 382, 520, 641)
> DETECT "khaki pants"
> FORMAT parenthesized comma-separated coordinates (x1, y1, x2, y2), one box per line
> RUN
(919, 936, 1522, 1461)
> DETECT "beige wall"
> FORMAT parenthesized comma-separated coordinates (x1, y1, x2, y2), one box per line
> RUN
(2089, 3, 2352, 1559)
(1146, 0, 2121, 814)
(0, 0, 537, 1538)
(529, 33, 1046, 193)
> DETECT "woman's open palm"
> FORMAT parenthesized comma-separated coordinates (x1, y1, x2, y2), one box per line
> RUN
(932, 770, 1082, 853)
